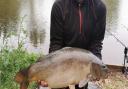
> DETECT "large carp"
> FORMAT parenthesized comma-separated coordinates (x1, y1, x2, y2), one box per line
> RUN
(15, 47, 108, 89)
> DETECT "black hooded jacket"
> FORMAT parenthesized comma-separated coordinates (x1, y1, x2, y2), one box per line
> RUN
(49, 0, 106, 59)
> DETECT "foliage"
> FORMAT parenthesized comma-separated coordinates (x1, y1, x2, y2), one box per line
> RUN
(0, 45, 38, 89)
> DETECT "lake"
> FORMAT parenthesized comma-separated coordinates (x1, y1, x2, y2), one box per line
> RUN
(0, 0, 128, 66)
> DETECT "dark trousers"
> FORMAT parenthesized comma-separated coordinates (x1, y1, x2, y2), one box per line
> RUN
(75, 83, 88, 89)
(52, 83, 88, 89)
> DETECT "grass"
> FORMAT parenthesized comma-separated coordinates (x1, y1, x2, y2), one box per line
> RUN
(95, 72, 128, 89)
(102, 72, 128, 89)
(0, 45, 39, 89)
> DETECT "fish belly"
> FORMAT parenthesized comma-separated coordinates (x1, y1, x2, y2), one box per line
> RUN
(46, 64, 90, 88)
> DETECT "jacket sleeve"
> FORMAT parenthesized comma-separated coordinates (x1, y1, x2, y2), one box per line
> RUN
(49, 2, 64, 53)
(88, 2, 106, 59)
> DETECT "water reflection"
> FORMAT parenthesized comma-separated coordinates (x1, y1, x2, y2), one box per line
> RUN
(0, 0, 51, 53)
(0, 0, 20, 39)
(103, 0, 128, 66)
(103, 0, 120, 32)
(29, 29, 45, 47)
(0, 0, 20, 21)
(28, 0, 45, 47)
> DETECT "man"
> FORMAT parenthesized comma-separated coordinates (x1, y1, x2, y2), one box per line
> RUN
(40, 0, 106, 88)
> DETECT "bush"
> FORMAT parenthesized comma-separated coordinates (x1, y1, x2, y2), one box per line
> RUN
(0, 45, 39, 89)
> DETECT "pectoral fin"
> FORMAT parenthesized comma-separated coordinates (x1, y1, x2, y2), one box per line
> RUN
(79, 79, 89, 88)
(69, 85, 75, 89)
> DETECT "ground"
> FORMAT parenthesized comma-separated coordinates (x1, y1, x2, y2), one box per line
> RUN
(95, 72, 128, 89)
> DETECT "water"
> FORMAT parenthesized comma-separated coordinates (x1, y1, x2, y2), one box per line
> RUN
(103, 0, 128, 66)
(0, 0, 128, 66)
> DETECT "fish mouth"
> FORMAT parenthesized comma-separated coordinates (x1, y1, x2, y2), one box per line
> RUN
(15, 74, 23, 83)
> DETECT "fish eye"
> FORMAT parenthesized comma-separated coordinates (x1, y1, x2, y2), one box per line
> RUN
(102, 66, 106, 68)
(102, 65, 108, 69)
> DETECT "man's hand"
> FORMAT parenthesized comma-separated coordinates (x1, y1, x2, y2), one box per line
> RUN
(37, 80, 48, 87)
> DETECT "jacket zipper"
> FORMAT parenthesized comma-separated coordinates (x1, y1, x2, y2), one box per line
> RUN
(79, 4, 83, 33)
